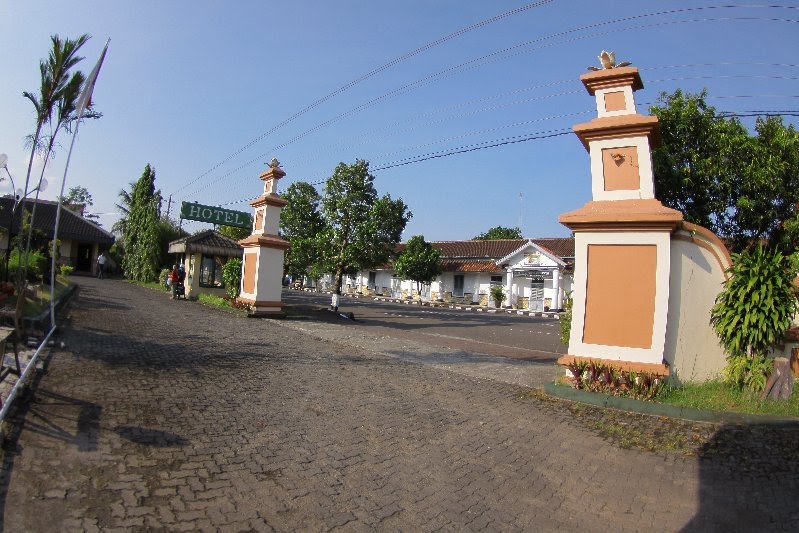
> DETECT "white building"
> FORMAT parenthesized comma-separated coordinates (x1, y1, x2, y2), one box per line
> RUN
(329, 238, 574, 312)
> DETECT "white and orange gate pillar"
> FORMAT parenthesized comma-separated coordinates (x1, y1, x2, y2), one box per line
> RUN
(237, 158, 290, 316)
(558, 60, 682, 376)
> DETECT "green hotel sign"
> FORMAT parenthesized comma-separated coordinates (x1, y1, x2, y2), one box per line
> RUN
(180, 202, 252, 229)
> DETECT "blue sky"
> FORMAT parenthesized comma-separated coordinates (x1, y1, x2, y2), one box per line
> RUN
(1, 1, 797, 241)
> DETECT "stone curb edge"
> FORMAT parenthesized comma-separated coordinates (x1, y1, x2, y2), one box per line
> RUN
(543, 382, 799, 426)
(299, 289, 561, 319)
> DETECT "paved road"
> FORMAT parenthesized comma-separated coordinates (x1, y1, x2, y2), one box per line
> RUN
(0, 277, 794, 531)
(282, 290, 566, 362)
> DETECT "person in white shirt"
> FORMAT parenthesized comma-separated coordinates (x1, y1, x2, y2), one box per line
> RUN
(97, 252, 107, 279)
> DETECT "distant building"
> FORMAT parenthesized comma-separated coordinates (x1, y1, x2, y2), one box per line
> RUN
(0, 196, 115, 276)
(313, 237, 575, 312)
(168, 230, 243, 299)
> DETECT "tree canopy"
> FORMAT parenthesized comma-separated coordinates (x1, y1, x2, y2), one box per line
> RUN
(59, 185, 100, 222)
(393, 235, 443, 294)
(651, 90, 799, 252)
(121, 164, 163, 282)
(321, 160, 411, 294)
(280, 181, 325, 279)
(473, 226, 522, 240)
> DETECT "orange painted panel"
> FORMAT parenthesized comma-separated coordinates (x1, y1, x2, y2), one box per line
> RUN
(243, 253, 257, 294)
(602, 146, 640, 191)
(255, 210, 264, 231)
(583, 244, 656, 348)
(603, 91, 627, 112)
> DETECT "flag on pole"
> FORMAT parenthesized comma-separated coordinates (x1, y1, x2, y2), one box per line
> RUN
(74, 38, 110, 120)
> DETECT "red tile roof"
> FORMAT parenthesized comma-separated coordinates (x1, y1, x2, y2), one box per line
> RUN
(393, 237, 574, 273)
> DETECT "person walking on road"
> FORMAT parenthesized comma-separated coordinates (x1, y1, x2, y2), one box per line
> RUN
(97, 252, 107, 279)
(168, 265, 181, 299)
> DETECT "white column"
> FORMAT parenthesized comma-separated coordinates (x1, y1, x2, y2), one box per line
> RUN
(505, 270, 513, 308)
(552, 269, 561, 310)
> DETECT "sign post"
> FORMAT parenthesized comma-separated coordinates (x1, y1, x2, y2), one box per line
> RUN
(180, 202, 252, 229)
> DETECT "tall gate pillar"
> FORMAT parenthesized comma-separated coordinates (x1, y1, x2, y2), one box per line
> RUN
(237, 158, 290, 316)
(558, 57, 682, 375)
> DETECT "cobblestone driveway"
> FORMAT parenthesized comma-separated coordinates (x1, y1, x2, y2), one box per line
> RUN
(0, 277, 794, 531)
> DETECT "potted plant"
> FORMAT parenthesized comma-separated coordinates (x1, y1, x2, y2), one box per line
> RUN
(489, 285, 506, 308)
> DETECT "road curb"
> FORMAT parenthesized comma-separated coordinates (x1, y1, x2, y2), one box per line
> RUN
(297, 289, 561, 319)
(543, 382, 799, 426)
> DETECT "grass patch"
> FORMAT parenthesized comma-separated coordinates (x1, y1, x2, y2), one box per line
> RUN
(129, 279, 169, 292)
(656, 379, 799, 418)
(197, 293, 249, 316)
(20, 278, 73, 316)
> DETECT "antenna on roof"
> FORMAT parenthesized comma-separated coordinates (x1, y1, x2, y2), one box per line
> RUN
(518, 192, 523, 235)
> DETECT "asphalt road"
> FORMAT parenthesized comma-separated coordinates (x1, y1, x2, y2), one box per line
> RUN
(281, 290, 567, 363)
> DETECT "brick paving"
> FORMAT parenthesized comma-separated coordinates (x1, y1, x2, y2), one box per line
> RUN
(0, 276, 795, 531)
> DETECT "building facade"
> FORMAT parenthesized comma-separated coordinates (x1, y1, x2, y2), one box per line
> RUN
(312, 238, 574, 312)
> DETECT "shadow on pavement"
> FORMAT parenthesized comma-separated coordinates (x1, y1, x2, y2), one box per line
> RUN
(112, 426, 188, 447)
(683, 421, 799, 531)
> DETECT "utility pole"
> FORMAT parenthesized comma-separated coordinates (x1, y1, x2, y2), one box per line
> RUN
(518, 192, 523, 234)
(165, 194, 172, 220)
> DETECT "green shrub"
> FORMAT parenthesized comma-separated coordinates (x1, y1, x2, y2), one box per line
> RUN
(722, 354, 772, 392)
(9, 249, 46, 282)
(222, 258, 242, 299)
(489, 285, 505, 306)
(59, 265, 74, 278)
(159, 268, 171, 290)
(711, 245, 799, 359)
(559, 291, 573, 347)
(710, 244, 799, 391)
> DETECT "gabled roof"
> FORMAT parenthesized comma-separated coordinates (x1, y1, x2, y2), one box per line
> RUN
(392, 237, 575, 273)
(168, 229, 243, 258)
(0, 196, 114, 245)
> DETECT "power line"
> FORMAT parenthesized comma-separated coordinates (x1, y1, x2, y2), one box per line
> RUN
(178, 10, 799, 203)
(169, 0, 556, 197)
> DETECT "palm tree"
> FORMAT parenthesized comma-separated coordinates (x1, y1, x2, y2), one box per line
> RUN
(24, 71, 101, 255)
(21, 34, 89, 204)
(13, 34, 89, 330)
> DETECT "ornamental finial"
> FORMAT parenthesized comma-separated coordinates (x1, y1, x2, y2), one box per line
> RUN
(587, 50, 632, 71)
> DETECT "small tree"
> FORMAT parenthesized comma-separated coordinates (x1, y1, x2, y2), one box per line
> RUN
(321, 160, 411, 300)
(489, 285, 506, 307)
(280, 182, 325, 280)
(710, 245, 799, 390)
(473, 226, 522, 240)
(393, 235, 442, 298)
(223, 258, 242, 299)
(122, 164, 162, 282)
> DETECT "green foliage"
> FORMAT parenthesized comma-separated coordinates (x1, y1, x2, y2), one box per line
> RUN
(393, 235, 442, 294)
(321, 160, 411, 294)
(59, 264, 74, 278)
(9, 249, 45, 282)
(121, 164, 163, 282)
(566, 359, 664, 400)
(198, 292, 229, 309)
(473, 226, 522, 240)
(156, 217, 187, 269)
(652, 90, 799, 252)
(223, 258, 242, 299)
(710, 244, 799, 362)
(280, 182, 326, 279)
(489, 285, 506, 304)
(159, 268, 171, 290)
(722, 354, 772, 392)
(58, 185, 101, 222)
(656, 379, 799, 417)
(218, 224, 250, 242)
(559, 291, 573, 347)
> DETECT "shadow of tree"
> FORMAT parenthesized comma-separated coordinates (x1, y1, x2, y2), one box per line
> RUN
(683, 421, 799, 531)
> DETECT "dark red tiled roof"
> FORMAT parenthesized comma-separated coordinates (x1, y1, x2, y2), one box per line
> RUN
(392, 237, 574, 273)
(0, 196, 114, 245)
(168, 230, 243, 257)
